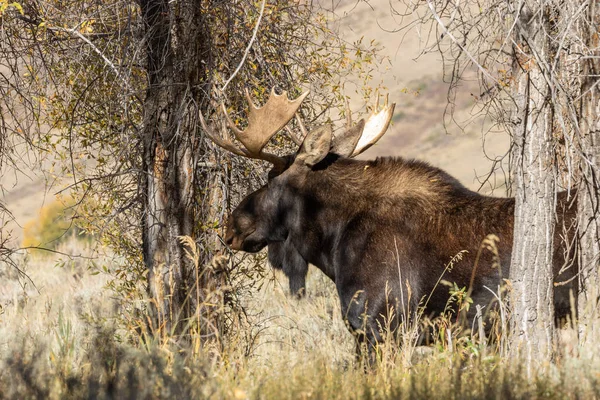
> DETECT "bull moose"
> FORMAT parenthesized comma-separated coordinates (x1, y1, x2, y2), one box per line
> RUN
(200, 88, 578, 349)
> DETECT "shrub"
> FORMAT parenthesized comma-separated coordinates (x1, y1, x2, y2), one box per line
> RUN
(22, 197, 91, 255)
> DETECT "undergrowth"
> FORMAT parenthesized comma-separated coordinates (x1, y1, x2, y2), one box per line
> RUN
(1, 239, 599, 399)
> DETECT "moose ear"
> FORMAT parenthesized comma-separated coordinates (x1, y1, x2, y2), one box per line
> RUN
(330, 119, 365, 157)
(295, 125, 332, 167)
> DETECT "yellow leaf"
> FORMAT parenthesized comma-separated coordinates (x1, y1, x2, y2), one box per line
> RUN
(10, 2, 23, 15)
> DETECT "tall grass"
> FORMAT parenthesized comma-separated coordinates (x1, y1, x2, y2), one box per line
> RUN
(1, 239, 599, 399)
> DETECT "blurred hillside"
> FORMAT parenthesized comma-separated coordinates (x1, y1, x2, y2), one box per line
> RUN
(331, 0, 509, 190)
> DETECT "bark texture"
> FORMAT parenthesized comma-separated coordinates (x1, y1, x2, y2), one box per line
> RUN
(139, 0, 215, 334)
(509, 1, 557, 367)
(577, 0, 600, 349)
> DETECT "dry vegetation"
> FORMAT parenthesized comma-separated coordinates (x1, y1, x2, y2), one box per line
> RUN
(1, 239, 600, 399)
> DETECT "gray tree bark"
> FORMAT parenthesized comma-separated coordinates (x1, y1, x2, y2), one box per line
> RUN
(509, 1, 557, 368)
(577, 0, 600, 350)
(140, 0, 215, 335)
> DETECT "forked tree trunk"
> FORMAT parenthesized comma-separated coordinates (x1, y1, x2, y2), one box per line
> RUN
(577, 0, 600, 350)
(509, 1, 557, 368)
(139, 0, 216, 336)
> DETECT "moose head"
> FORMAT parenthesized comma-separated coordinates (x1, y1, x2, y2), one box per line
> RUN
(199, 88, 395, 254)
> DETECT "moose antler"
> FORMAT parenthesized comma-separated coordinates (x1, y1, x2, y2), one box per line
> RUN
(351, 93, 395, 156)
(330, 94, 396, 158)
(199, 87, 309, 167)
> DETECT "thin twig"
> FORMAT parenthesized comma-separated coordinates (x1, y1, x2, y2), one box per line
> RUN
(425, 0, 499, 85)
(19, 246, 96, 260)
(49, 26, 133, 92)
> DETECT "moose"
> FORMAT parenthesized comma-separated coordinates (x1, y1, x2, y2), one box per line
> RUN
(200, 88, 578, 349)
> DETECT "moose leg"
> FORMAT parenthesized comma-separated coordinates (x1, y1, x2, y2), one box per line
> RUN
(338, 287, 383, 364)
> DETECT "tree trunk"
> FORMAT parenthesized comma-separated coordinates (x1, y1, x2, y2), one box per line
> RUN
(140, 0, 215, 336)
(577, 0, 600, 350)
(509, 1, 557, 368)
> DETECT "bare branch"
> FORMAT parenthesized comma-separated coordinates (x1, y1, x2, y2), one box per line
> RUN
(221, 0, 267, 92)
(48, 26, 134, 92)
(425, 0, 500, 85)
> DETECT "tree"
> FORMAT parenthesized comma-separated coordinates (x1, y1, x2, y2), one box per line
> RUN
(138, 0, 211, 335)
(509, 2, 558, 362)
(0, 0, 383, 340)
(575, 0, 600, 350)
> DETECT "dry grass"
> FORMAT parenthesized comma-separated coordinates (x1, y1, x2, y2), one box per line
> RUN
(1, 241, 600, 399)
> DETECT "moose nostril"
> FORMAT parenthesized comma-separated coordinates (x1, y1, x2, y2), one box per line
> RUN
(225, 236, 233, 246)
